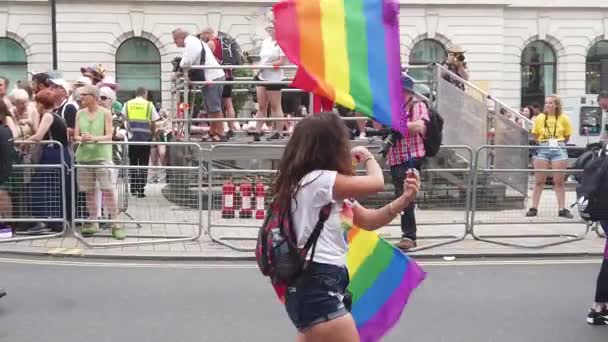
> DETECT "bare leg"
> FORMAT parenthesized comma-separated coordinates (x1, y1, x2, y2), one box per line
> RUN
(101, 189, 118, 219)
(0, 191, 13, 219)
(552, 159, 569, 210)
(256, 87, 269, 133)
(268, 90, 286, 133)
(85, 191, 99, 220)
(300, 314, 359, 342)
(531, 159, 550, 209)
(223, 98, 240, 131)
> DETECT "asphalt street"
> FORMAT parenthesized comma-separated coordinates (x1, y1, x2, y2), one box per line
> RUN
(0, 257, 607, 342)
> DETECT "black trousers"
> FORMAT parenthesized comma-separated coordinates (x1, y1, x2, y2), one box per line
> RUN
(390, 158, 424, 241)
(128, 145, 151, 195)
(595, 222, 608, 303)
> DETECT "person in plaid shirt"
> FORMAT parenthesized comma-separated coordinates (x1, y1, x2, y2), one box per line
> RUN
(387, 74, 429, 251)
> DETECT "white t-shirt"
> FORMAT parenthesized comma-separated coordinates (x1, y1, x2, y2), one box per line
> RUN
(180, 35, 225, 81)
(258, 37, 285, 82)
(291, 170, 347, 267)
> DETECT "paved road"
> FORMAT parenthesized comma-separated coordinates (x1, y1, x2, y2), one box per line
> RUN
(0, 257, 607, 342)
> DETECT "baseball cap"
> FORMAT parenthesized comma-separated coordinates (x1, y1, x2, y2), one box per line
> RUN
(99, 86, 116, 102)
(48, 78, 71, 94)
(400, 73, 415, 93)
(74, 76, 93, 87)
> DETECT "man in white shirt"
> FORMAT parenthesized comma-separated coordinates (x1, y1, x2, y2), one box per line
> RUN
(172, 28, 226, 142)
(599, 91, 608, 143)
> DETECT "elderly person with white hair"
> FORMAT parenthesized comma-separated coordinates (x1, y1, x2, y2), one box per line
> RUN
(9, 88, 39, 139)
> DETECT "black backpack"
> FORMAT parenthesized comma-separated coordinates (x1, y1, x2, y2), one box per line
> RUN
(0, 125, 15, 183)
(219, 35, 241, 66)
(418, 102, 443, 157)
(572, 142, 604, 183)
(575, 143, 608, 222)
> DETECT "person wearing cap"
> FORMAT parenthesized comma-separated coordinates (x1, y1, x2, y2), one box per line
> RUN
(73, 85, 125, 240)
(122, 87, 160, 198)
(49, 78, 78, 139)
(173, 28, 226, 142)
(97, 75, 123, 114)
(386, 74, 430, 251)
(598, 91, 608, 143)
(443, 45, 469, 90)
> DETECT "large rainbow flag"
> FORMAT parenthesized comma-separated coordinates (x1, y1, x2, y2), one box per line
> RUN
(273, 0, 406, 134)
(343, 207, 426, 342)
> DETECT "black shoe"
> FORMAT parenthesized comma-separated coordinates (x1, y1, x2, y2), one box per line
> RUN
(26, 223, 51, 235)
(266, 132, 283, 141)
(587, 308, 608, 325)
(526, 208, 538, 217)
(0, 288, 6, 299)
(558, 208, 574, 219)
(227, 130, 235, 138)
(253, 133, 261, 142)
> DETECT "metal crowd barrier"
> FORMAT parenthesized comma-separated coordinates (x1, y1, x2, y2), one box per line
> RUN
(205, 144, 473, 252)
(377, 145, 474, 252)
(71, 141, 204, 247)
(470, 145, 590, 248)
(0, 141, 68, 243)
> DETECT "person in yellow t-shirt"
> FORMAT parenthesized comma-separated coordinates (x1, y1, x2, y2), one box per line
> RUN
(527, 95, 574, 219)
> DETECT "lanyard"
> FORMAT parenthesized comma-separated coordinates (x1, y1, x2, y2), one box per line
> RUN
(544, 115, 558, 139)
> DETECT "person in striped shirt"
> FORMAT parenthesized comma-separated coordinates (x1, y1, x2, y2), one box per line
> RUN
(387, 74, 429, 251)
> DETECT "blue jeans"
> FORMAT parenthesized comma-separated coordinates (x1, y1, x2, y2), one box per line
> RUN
(285, 263, 350, 331)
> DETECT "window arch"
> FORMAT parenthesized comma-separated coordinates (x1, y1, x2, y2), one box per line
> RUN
(115, 38, 161, 104)
(408, 39, 447, 82)
(0, 38, 27, 89)
(586, 40, 608, 94)
(521, 40, 556, 108)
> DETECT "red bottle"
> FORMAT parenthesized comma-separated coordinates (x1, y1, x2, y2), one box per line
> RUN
(255, 178, 266, 220)
(239, 179, 253, 219)
(221, 179, 236, 219)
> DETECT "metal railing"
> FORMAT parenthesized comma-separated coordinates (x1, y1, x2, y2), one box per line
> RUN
(470, 145, 591, 248)
(0, 141, 68, 243)
(71, 141, 205, 247)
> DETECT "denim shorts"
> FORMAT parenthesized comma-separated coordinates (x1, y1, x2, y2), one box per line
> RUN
(285, 262, 350, 332)
(534, 142, 568, 161)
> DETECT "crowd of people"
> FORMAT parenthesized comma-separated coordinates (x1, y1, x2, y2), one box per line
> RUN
(0, 64, 170, 240)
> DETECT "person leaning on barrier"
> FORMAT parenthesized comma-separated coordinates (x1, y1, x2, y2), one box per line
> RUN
(385, 74, 430, 251)
(73, 85, 125, 240)
(9, 88, 39, 139)
(173, 28, 227, 142)
(122, 87, 160, 198)
(0, 100, 17, 238)
(26, 88, 73, 234)
(526, 94, 574, 219)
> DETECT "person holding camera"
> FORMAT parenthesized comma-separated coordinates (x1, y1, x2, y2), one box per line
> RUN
(387, 74, 429, 251)
(443, 45, 469, 90)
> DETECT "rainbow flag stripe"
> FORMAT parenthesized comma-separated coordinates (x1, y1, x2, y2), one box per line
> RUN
(345, 225, 426, 342)
(273, 0, 406, 134)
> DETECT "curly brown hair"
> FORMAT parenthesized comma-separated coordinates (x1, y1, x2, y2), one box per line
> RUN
(272, 112, 354, 208)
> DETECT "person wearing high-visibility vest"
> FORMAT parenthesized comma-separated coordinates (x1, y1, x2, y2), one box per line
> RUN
(122, 87, 160, 198)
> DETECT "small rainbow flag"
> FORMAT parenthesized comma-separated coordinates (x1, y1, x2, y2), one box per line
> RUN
(273, 0, 406, 134)
(342, 205, 426, 342)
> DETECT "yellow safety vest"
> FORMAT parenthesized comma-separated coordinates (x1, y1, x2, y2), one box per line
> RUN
(126, 98, 152, 141)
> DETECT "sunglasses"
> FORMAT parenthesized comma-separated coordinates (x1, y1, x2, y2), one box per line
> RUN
(100, 96, 109, 101)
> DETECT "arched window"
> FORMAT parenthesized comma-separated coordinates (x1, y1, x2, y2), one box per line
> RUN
(586, 40, 608, 94)
(408, 39, 447, 82)
(115, 38, 161, 104)
(521, 41, 556, 108)
(0, 38, 27, 89)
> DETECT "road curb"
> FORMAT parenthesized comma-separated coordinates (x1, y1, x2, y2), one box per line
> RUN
(0, 248, 604, 262)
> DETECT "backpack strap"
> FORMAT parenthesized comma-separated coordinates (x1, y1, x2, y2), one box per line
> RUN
(302, 203, 333, 264)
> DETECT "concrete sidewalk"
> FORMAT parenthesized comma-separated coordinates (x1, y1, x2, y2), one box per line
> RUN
(1, 183, 605, 260)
